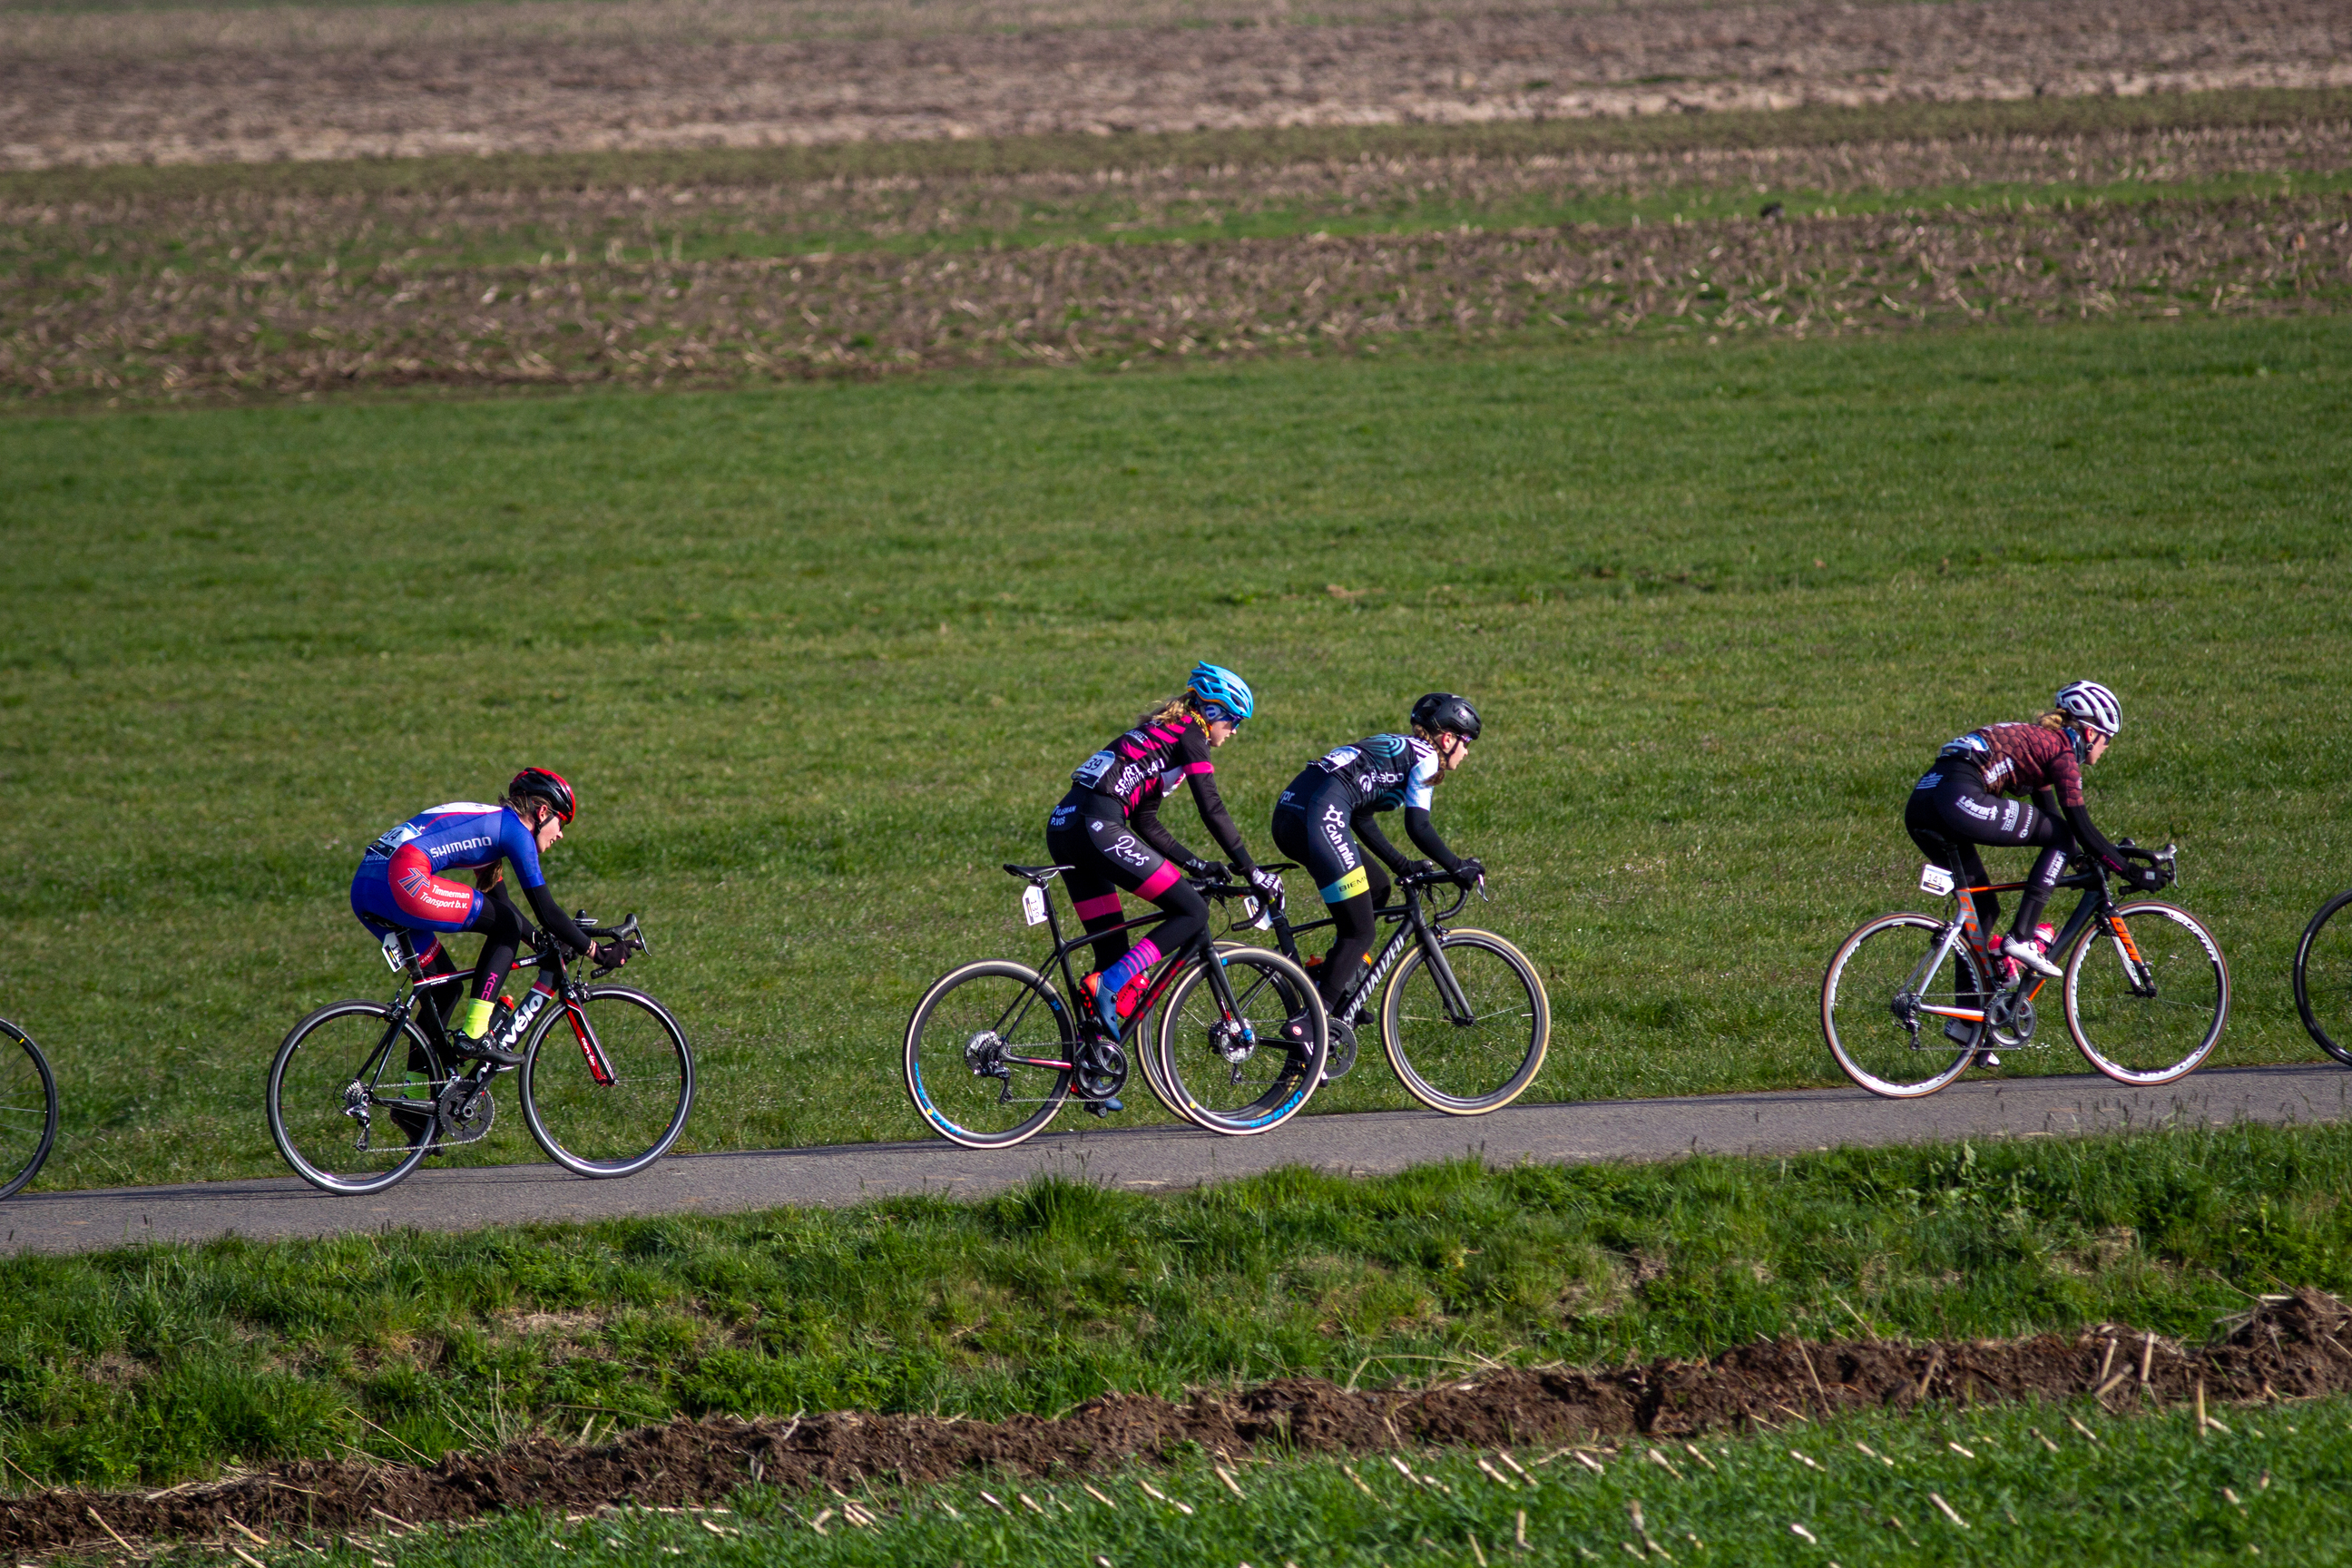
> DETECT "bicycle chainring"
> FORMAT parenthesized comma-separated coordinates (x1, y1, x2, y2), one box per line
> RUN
(435, 1074, 497, 1145)
(1074, 1039, 1128, 1102)
(1985, 992, 2037, 1049)
(1320, 1021, 1358, 1081)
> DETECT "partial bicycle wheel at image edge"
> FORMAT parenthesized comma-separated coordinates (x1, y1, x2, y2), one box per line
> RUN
(2293, 889, 2352, 1068)
(1155, 947, 1327, 1135)
(1378, 929, 1551, 1114)
(518, 986, 695, 1178)
(1822, 913, 1984, 1100)
(2063, 901, 2229, 1086)
(904, 960, 1076, 1149)
(0, 1020, 60, 1202)
(267, 1000, 445, 1195)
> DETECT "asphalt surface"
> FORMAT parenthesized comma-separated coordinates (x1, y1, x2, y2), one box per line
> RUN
(5, 1064, 2347, 1256)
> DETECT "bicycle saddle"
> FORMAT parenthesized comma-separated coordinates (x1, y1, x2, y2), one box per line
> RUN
(1003, 863, 1073, 884)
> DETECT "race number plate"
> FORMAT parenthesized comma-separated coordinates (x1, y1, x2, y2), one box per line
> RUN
(1240, 896, 1273, 932)
(1918, 864, 1956, 897)
(1020, 885, 1049, 926)
(379, 932, 407, 971)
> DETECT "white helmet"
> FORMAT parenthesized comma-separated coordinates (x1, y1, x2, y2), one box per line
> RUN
(2053, 680, 2122, 737)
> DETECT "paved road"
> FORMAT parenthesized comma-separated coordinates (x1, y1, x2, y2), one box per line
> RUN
(5, 1064, 2347, 1256)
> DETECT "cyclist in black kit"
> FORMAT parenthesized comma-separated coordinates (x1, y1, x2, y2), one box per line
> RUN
(1045, 662, 1285, 1042)
(1271, 692, 1485, 1014)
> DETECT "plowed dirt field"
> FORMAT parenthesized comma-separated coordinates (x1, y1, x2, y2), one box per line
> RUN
(5, 0, 2349, 170)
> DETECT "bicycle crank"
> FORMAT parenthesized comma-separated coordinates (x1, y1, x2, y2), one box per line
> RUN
(1074, 1039, 1128, 1102)
(1984, 991, 2037, 1049)
(435, 1074, 498, 1146)
(1320, 1021, 1359, 1082)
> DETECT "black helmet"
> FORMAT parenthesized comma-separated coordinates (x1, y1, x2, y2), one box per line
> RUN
(507, 767, 576, 823)
(1410, 692, 1481, 740)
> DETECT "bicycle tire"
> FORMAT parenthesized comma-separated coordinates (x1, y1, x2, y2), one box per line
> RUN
(905, 961, 1074, 1149)
(519, 986, 695, 1179)
(1820, 912, 1984, 1100)
(1377, 928, 1551, 1115)
(1153, 948, 1327, 1135)
(2063, 901, 2229, 1086)
(0, 1019, 59, 1202)
(268, 1000, 442, 1195)
(2292, 888, 2352, 1067)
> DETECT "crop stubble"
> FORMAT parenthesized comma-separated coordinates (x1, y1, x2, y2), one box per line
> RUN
(5, 0, 2349, 170)
(10, 189, 2347, 403)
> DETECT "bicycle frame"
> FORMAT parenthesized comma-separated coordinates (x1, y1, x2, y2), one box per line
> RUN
(1257, 868, 1478, 1030)
(1897, 855, 2151, 1037)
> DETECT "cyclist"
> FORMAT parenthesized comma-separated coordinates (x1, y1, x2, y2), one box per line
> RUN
(1270, 692, 1485, 1017)
(1046, 662, 1285, 1042)
(1906, 681, 2161, 1060)
(348, 769, 627, 1063)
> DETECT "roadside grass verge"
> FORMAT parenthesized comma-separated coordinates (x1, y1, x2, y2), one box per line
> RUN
(0, 317, 2348, 1185)
(293, 1395, 2352, 1567)
(5, 1123, 2352, 1488)
(9, 86, 2348, 208)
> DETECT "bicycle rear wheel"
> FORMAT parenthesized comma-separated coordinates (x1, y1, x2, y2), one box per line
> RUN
(520, 987, 695, 1178)
(2293, 889, 2352, 1067)
(1154, 948, 1326, 1135)
(2064, 902, 2229, 1086)
(1821, 913, 1984, 1099)
(905, 961, 1074, 1149)
(268, 1001, 442, 1194)
(1378, 929, 1550, 1115)
(0, 1020, 59, 1201)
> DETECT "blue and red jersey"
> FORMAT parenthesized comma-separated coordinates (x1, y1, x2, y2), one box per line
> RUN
(349, 801, 547, 938)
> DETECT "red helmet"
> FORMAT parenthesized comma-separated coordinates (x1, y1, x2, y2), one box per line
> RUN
(507, 768, 575, 823)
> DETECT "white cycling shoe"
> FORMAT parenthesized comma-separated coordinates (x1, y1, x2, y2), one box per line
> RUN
(1999, 935, 2063, 979)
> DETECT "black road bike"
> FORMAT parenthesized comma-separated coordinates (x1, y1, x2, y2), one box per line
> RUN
(904, 865, 1328, 1148)
(1243, 861, 1552, 1116)
(268, 916, 693, 1194)
(0, 1018, 60, 1202)
(2293, 886, 2352, 1067)
(1823, 842, 2228, 1098)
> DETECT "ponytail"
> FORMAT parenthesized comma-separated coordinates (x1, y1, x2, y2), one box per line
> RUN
(2033, 711, 2071, 732)
(1134, 693, 1202, 730)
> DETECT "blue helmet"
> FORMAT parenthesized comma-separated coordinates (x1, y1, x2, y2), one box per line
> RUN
(1188, 662, 1255, 723)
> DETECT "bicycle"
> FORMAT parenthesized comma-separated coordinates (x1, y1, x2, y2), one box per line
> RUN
(268, 914, 693, 1194)
(2293, 886, 2352, 1067)
(0, 1018, 60, 1202)
(1822, 841, 2229, 1097)
(903, 864, 1328, 1148)
(1242, 860, 1551, 1116)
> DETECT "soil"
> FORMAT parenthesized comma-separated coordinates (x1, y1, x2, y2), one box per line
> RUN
(12, 188, 2342, 405)
(6, 1289, 2348, 1557)
(5, 0, 2349, 171)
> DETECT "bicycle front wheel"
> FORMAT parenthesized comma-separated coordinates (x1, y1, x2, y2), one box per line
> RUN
(0, 1020, 59, 1201)
(904, 961, 1074, 1149)
(520, 987, 695, 1178)
(1154, 948, 1326, 1135)
(1821, 913, 1984, 1099)
(268, 1001, 442, 1195)
(2064, 902, 2229, 1086)
(1377, 929, 1551, 1114)
(2293, 889, 2352, 1067)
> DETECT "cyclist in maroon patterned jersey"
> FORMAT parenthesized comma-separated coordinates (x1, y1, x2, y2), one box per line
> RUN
(1045, 662, 1285, 1050)
(1906, 681, 2159, 1013)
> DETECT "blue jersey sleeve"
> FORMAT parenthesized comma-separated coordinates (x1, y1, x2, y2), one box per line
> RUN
(1403, 744, 1439, 812)
(495, 806, 548, 888)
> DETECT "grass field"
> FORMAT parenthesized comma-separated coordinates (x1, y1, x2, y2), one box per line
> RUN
(307, 1394, 2352, 1567)
(2, 312, 2349, 1190)
(5, 1123, 2351, 1486)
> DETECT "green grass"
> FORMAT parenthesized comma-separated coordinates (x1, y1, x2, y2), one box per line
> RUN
(6, 1123, 2352, 1487)
(1, 314, 2348, 1189)
(7, 87, 2347, 207)
(317, 1395, 2352, 1567)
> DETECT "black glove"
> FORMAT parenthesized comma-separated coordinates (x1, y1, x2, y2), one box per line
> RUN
(1246, 866, 1286, 906)
(590, 939, 630, 970)
(1186, 858, 1230, 884)
(1451, 857, 1485, 889)
(1400, 859, 1438, 882)
(2128, 863, 2165, 895)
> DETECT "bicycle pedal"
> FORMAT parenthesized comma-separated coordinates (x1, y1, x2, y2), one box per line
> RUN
(1084, 1097, 1124, 1118)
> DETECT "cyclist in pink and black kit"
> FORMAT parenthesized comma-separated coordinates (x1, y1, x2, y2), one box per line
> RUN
(348, 769, 628, 1063)
(1906, 682, 2161, 1005)
(1045, 663, 1284, 1046)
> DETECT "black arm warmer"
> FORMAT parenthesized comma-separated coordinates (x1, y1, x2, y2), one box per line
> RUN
(1352, 808, 1413, 876)
(524, 881, 598, 956)
(1183, 770, 1256, 873)
(2064, 802, 2132, 874)
(1403, 807, 1462, 873)
(1130, 799, 1208, 872)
